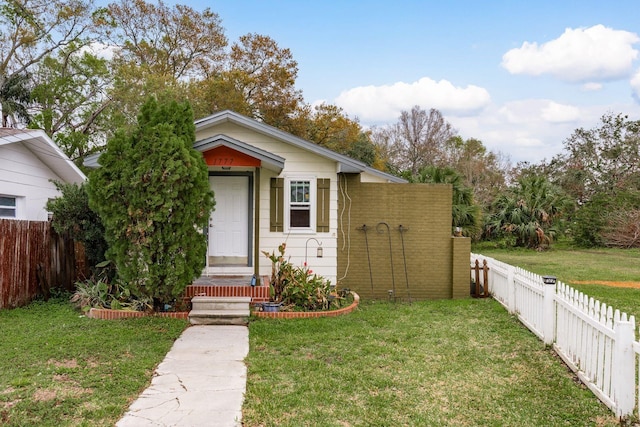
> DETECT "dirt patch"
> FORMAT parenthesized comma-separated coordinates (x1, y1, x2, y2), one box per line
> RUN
(570, 281, 640, 289)
(47, 359, 79, 369)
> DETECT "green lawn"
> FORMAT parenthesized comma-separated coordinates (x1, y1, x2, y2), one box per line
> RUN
(243, 299, 619, 426)
(0, 297, 187, 426)
(473, 242, 640, 320)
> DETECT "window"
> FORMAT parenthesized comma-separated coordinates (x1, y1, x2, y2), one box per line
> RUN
(270, 177, 330, 233)
(0, 196, 17, 218)
(289, 180, 311, 228)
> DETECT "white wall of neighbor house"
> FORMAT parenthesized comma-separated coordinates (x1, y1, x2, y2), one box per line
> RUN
(0, 143, 63, 221)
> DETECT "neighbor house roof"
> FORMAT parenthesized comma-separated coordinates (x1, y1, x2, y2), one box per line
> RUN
(195, 110, 407, 183)
(0, 128, 86, 184)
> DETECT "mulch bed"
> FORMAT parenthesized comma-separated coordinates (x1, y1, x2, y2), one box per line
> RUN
(570, 281, 640, 289)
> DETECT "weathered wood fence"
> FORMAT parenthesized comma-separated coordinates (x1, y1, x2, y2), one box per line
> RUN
(472, 252, 638, 420)
(0, 219, 85, 309)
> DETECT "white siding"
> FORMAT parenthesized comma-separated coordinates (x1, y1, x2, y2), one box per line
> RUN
(197, 122, 340, 285)
(0, 143, 63, 220)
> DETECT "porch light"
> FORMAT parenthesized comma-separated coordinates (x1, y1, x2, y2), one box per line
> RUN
(305, 238, 323, 265)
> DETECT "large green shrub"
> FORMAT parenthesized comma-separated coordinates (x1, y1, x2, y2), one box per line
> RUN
(87, 97, 215, 307)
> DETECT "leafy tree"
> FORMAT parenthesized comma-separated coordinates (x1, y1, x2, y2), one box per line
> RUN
(443, 136, 508, 210)
(30, 43, 111, 162)
(192, 33, 303, 130)
(485, 175, 572, 249)
(98, 0, 226, 127)
(406, 166, 481, 234)
(0, 0, 94, 92)
(0, 72, 31, 127)
(87, 97, 215, 307)
(557, 112, 640, 203)
(46, 181, 107, 267)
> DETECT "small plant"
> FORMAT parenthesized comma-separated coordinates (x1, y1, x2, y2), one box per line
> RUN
(262, 243, 334, 311)
(71, 260, 153, 312)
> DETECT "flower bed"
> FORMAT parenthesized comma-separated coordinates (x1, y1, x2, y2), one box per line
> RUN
(253, 292, 359, 319)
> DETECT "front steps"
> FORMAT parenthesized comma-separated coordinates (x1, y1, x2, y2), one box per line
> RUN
(188, 296, 251, 325)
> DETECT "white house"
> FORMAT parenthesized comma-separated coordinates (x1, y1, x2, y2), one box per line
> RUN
(193, 110, 406, 285)
(0, 128, 86, 221)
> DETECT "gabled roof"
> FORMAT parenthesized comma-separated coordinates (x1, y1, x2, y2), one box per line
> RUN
(0, 128, 86, 184)
(193, 134, 285, 173)
(195, 110, 406, 183)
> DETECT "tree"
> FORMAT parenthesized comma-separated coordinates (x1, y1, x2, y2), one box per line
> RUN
(406, 165, 481, 234)
(485, 175, 572, 249)
(0, 0, 95, 94)
(30, 43, 111, 162)
(0, 72, 31, 127)
(371, 106, 456, 174)
(192, 33, 302, 129)
(87, 97, 215, 307)
(46, 181, 107, 267)
(443, 136, 508, 209)
(558, 112, 640, 203)
(285, 103, 379, 166)
(98, 0, 227, 126)
(552, 113, 640, 247)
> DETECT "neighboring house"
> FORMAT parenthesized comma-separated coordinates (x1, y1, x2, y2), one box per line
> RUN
(0, 128, 86, 221)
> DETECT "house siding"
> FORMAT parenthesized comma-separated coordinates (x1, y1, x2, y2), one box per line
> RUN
(0, 143, 63, 221)
(196, 122, 340, 285)
(337, 174, 468, 300)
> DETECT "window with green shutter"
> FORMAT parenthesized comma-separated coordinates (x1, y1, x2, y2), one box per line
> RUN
(270, 177, 330, 233)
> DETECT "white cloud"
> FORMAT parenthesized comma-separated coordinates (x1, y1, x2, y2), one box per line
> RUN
(501, 25, 640, 82)
(334, 77, 491, 123)
(78, 42, 119, 61)
(581, 82, 603, 91)
(541, 102, 581, 123)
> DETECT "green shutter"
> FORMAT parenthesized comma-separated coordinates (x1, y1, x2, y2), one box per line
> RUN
(270, 178, 284, 232)
(316, 178, 330, 232)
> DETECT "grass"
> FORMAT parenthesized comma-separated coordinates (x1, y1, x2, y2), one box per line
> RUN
(473, 241, 640, 319)
(243, 299, 618, 426)
(0, 296, 187, 426)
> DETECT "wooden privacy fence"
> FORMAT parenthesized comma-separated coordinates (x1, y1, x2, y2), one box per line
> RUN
(472, 252, 638, 420)
(0, 219, 85, 309)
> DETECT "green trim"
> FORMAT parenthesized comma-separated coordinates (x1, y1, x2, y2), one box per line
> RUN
(316, 178, 330, 232)
(270, 177, 284, 232)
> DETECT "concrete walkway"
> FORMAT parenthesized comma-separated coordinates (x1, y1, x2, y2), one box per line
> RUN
(117, 325, 249, 427)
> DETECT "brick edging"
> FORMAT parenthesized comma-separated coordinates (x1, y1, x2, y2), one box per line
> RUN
(87, 292, 360, 320)
(253, 292, 360, 319)
(87, 308, 189, 320)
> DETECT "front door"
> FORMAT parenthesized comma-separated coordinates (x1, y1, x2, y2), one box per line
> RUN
(208, 175, 249, 266)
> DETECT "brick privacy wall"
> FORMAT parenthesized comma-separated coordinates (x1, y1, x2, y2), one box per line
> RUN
(451, 236, 471, 298)
(337, 175, 469, 300)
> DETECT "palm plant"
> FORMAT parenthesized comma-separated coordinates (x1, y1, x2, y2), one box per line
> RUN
(409, 165, 481, 234)
(486, 175, 572, 249)
(0, 73, 31, 127)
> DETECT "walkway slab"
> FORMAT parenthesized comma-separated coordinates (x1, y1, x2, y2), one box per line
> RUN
(117, 325, 249, 427)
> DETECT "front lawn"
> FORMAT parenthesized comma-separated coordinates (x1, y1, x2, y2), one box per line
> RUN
(0, 297, 187, 426)
(244, 299, 618, 426)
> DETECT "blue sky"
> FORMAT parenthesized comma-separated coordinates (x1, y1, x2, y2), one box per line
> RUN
(172, 1, 640, 163)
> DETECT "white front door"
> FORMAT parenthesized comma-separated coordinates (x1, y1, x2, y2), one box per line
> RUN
(209, 175, 249, 265)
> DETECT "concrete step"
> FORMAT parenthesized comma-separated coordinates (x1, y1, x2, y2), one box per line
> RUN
(191, 296, 251, 311)
(188, 296, 251, 325)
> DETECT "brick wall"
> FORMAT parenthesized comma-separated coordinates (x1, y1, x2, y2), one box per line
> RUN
(337, 174, 470, 300)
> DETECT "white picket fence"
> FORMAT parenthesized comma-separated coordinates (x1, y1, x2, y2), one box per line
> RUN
(471, 253, 638, 419)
